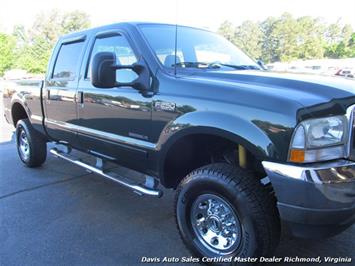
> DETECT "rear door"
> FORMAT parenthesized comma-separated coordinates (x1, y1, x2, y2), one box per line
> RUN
(44, 36, 86, 144)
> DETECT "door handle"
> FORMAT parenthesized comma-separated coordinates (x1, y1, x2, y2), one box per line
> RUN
(46, 89, 51, 104)
(77, 91, 84, 107)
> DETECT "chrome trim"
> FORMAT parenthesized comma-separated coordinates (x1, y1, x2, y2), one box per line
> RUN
(89, 150, 116, 161)
(50, 148, 162, 197)
(45, 118, 156, 150)
(262, 160, 355, 184)
(190, 194, 241, 254)
(345, 104, 355, 158)
(18, 128, 30, 160)
(30, 115, 42, 122)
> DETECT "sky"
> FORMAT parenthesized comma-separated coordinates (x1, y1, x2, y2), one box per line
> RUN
(1, 0, 355, 33)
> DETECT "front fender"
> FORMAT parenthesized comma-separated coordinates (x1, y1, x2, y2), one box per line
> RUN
(156, 111, 291, 170)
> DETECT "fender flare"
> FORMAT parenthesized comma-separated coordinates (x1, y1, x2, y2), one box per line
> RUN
(156, 111, 282, 183)
(10, 97, 31, 125)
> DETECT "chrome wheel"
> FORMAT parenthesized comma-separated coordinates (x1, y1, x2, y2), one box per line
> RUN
(190, 194, 242, 255)
(18, 128, 30, 160)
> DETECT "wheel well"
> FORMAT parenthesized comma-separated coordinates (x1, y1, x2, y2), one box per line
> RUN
(11, 103, 28, 126)
(162, 134, 266, 188)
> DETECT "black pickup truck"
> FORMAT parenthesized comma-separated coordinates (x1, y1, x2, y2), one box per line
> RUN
(3, 22, 355, 261)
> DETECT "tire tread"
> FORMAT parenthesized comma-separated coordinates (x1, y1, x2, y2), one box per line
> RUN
(175, 163, 280, 258)
(16, 119, 47, 167)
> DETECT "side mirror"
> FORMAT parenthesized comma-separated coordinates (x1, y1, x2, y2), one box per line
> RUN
(256, 60, 267, 70)
(91, 52, 116, 88)
(91, 52, 150, 91)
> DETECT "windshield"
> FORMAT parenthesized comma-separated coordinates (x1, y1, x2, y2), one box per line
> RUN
(139, 24, 259, 69)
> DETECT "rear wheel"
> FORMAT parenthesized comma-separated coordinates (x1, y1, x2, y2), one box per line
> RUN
(175, 163, 280, 264)
(16, 119, 47, 167)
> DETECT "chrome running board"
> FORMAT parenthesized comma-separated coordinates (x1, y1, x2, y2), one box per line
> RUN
(50, 148, 162, 197)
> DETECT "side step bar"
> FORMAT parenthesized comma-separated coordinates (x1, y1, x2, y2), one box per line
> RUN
(50, 148, 162, 197)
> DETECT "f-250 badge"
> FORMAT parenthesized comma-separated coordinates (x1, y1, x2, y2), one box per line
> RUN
(154, 101, 176, 112)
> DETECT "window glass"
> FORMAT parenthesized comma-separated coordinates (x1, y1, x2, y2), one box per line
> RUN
(53, 41, 84, 79)
(154, 48, 184, 67)
(140, 25, 258, 69)
(140, 26, 177, 67)
(87, 35, 137, 82)
(194, 43, 232, 63)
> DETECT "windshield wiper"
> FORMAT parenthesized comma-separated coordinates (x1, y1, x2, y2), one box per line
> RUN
(208, 62, 261, 70)
(173, 61, 210, 68)
(173, 61, 260, 70)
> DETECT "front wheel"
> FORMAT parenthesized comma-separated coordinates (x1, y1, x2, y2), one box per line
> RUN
(175, 163, 280, 264)
(16, 119, 47, 167)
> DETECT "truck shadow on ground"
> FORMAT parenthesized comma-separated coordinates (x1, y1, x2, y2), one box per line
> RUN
(0, 131, 15, 145)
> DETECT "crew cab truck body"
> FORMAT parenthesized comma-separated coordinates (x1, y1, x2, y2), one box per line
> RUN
(3, 22, 355, 261)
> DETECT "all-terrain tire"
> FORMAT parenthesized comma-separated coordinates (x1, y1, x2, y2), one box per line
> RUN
(175, 163, 280, 264)
(16, 119, 47, 167)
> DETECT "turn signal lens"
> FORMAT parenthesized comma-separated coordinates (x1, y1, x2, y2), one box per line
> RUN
(289, 149, 305, 163)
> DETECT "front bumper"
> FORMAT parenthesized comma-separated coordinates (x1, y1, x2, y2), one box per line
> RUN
(262, 160, 355, 238)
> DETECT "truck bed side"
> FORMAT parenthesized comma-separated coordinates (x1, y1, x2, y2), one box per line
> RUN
(2, 79, 46, 136)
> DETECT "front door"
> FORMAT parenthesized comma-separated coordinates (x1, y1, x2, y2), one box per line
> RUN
(76, 32, 153, 171)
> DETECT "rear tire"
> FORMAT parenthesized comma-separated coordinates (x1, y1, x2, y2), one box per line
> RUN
(16, 119, 47, 167)
(175, 163, 280, 264)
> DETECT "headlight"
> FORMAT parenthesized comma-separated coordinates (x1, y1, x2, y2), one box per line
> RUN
(289, 116, 348, 163)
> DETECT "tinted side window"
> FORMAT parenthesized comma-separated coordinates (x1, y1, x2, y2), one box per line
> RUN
(87, 35, 137, 79)
(53, 41, 84, 79)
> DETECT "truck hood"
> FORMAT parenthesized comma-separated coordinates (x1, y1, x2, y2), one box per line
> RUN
(183, 70, 355, 116)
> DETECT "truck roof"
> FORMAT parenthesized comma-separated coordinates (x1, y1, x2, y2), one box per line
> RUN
(60, 22, 209, 40)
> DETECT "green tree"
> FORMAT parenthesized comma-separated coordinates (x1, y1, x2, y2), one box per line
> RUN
(347, 33, 355, 57)
(234, 20, 263, 59)
(218, 14, 354, 63)
(296, 16, 325, 59)
(260, 17, 278, 63)
(61, 11, 91, 34)
(324, 21, 343, 44)
(0, 33, 16, 76)
(218, 20, 235, 42)
(269, 13, 300, 62)
(341, 24, 353, 44)
(13, 9, 91, 74)
(324, 22, 353, 58)
(14, 37, 52, 73)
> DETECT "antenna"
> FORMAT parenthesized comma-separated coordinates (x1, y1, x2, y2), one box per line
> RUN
(174, 0, 178, 76)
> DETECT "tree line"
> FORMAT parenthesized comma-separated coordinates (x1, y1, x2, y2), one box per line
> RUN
(218, 13, 355, 63)
(0, 9, 90, 76)
(1, 11, 355, 76)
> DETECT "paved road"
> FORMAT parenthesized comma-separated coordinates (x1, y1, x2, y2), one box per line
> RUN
(0, 98, 354, 265)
